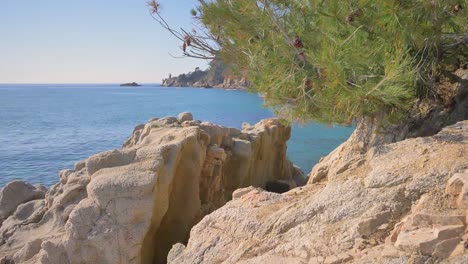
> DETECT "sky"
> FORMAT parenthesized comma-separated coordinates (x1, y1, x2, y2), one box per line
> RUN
(0, 0, 208, 84)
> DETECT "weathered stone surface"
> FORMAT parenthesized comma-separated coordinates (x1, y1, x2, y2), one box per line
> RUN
(0, 114, 302, 264)
(433, 237, 461, 259)
(0, 181, 46, 221)
(232, 186, 259, 200)
(356, 207, 392, 236)
(169, 121, 468, 263)
(446, 170, 468, 209)
(394, 224, 465, 256)
(0, 200, 46, 235)
(389, 211, 467, 260)
(73, 160, 86, 171)
(12, 238, 42, 263)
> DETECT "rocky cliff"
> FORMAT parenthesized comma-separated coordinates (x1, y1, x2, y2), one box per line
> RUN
(162, 60, 249, 89)
(0, 114, 303, 264)
(168, 120, 468, 264)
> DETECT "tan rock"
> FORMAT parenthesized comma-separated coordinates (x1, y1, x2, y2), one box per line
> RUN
(394, 216, 466, 257)
(169, 121, 468, 263)
(177, 112, 193, 123)
(380, 244, 405, 258)
(73, 160, 86, 171)
(0, 200, 46, 234)
(0, 181, 45, 221)
(432, 237, 461, 259)
(356, 209, 391, 236)
(12, 238, 42, 263)
(446, 170, 468, 209)
(308, 257, 321, 264)
(0, 117, 299, 263)
(232, 186, 259, 200)
(324, 255, 339, 264)
(449, 243, 466, 258)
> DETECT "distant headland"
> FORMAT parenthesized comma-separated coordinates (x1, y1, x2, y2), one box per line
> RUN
(162, 60, 250, 90)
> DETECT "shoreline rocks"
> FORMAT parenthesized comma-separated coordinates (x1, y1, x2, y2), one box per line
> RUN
(168, 121, 468, 263)
(0, 114, 303, 264)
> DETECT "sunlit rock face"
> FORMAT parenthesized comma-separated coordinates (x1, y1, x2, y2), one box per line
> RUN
(169, 121, 468, 264)
(0, 114, 303, 264)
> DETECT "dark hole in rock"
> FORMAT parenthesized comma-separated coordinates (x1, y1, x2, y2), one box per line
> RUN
(0, 257, 15, 264)
(265, 181, 290, 194)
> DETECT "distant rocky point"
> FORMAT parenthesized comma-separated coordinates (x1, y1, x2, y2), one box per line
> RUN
(162, 60, 250, 89)
(120, 82, 141, 87)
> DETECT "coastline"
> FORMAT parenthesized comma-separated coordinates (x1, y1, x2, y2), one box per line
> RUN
(0, 84, 354, 188)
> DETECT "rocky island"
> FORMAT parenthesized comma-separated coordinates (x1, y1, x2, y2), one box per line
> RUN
(120, 82, 141, 87)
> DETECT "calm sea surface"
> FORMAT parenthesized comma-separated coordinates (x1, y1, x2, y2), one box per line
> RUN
(0, 84, 354, 187)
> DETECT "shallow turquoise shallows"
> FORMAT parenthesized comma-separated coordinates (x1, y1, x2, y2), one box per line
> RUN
(0, 84, 354, 187)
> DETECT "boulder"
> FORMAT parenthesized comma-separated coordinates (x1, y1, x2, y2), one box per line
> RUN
(0, 181, 46, 221)
(177, 112, 193, 123)
(355, 207, 392, 237)
(393, 214, 466, 257)
(0, 200, 46, 233)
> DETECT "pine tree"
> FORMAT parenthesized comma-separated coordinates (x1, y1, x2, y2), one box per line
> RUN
(150, 0, 467, 125)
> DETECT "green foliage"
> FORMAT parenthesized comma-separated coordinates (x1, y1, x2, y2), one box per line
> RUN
(194, 0, 466, 124)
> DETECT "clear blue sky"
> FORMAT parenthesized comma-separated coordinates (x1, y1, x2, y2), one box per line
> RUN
(0, 0, 207, 84)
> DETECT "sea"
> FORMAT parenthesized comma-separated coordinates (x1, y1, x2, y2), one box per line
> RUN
(0, 84, 354, 188)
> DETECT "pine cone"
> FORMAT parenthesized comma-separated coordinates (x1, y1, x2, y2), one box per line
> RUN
(182, 42, 187, 52)
(184, 36, 192, 46)
(346, 15, 354, 23)
(298, 52, 306, 62)
(453, 4, 462, 13)
(293, 36, 304, 49)
(303, 78, 312, 89)
(148, 0, 160, 14)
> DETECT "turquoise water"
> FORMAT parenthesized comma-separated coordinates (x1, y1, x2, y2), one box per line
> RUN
(0, 84, 353, 187)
